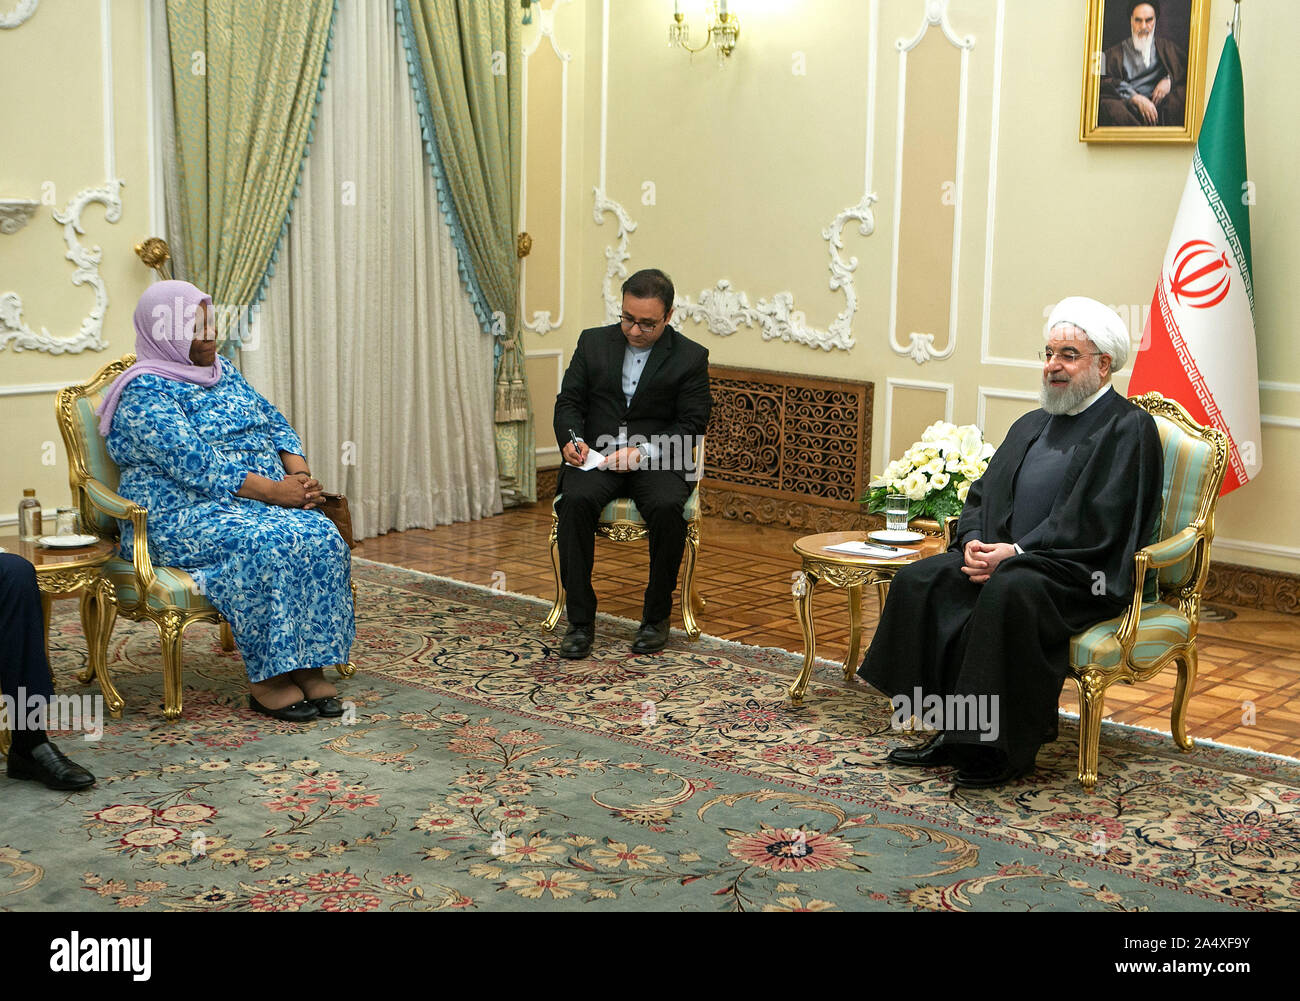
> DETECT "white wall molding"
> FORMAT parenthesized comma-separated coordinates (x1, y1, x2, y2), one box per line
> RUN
(0, 0, 38, 29)
(1213, 537, 1300, 560)
(1262, 414, 1300, 429)
(0, 380, 72, 397)
(525, 348, 565, 462)
(0, 199, 39, 234)
(593, 0, 878, 351)
(976, 385, 1037, 431)
(1261, 380, 1300, 394)
(883, 377, 954, 463)
(0, 0, 120, 355)
(886, 0, 974, 365)
(519, 0, 572, 335)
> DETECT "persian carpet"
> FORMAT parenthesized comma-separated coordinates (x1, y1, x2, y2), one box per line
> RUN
(4, 559, 1298, 912)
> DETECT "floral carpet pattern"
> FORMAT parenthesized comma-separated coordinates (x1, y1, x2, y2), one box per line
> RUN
(5, 560, 1299, 912)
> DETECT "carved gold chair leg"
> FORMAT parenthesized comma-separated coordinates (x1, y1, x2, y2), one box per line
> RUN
(219, 620, 235, 651)
(75, 586, 100, 686)
(336, 661, 356, 678)
(1073, 670, 1107, 791)
(680, 531, 702, 640)
(842, 584, 862, 681)
(543, 515, 564, 632)
(89, 578, 124, 718)
(1171, 648, 1197, 750)
(0, 721, 8, 756)
(158, 611, 186, 721)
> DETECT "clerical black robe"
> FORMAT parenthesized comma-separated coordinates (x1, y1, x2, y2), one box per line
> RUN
(858, 388, 1164, 771)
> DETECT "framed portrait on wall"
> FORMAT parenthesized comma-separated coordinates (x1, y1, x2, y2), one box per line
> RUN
(1080, 0, 1211, 143)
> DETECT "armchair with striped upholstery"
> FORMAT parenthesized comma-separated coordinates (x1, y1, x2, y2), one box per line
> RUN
(1066, 392, 1228, 789)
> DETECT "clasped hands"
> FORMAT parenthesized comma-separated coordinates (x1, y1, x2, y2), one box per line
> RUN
(961, 539, 1017, 584)
(1130, 77, 1171, 125)
(561, 441, 644, 472)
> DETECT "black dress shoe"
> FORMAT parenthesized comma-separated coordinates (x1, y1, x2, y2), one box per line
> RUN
(6, 741, 96, 790)
(954, 758, 1033, 789)
(559, 623, 594, 659)
(630, 619, 671, 655)
(886, 734, 957, 768)
(309, 697, 344, 718)
(248, 694, 320, 722)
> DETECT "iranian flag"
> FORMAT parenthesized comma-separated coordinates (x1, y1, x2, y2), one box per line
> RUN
(1128, 34, 1259, 494)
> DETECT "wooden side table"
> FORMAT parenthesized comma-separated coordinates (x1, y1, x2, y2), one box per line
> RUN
(0, 535, 115, 755)
(788, 531, 944, 705)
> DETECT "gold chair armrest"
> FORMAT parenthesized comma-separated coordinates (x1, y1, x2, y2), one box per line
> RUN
(1113, 527, 1199, 654)
(942, 516, 959, 549)
(83, 477, 156, 593)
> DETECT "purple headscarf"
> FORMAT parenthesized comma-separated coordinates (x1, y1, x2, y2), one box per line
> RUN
(96, 280, 224, 435)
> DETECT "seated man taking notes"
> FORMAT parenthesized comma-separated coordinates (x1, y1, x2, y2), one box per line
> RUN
(553, 269, 711, 659)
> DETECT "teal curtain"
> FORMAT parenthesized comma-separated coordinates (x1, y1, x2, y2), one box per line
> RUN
(166, 0, 335, 346)
(395, 0, 536, 504)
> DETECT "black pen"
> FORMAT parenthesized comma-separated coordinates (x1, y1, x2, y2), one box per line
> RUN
(567, 428, 582, 460)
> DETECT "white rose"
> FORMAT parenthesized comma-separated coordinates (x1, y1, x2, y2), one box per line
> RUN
(957, 480, 971, 502)
(945, 456, 961, 472)
(924, 458, 945, 476)
(902, 471, 929, 501)
(930, 472, 950, 491)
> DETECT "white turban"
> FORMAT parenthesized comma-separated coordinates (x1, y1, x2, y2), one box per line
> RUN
(1046, 296, 1130, 371)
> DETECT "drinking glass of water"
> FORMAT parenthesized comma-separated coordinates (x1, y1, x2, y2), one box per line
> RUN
(885, 494, 910, 533)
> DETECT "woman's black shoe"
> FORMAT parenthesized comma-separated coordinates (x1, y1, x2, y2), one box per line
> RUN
(309, 696, 345, 717)
(248, 695, 320, 722)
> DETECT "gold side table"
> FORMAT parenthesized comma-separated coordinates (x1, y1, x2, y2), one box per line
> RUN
(0, 535, 114, 755)
(788, 531, 944, 705)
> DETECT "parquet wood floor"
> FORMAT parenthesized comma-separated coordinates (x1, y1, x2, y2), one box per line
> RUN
(355, 503, 1300, 758)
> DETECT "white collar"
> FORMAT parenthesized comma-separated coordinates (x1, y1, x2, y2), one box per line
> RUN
(1066, 382, 1112, 416)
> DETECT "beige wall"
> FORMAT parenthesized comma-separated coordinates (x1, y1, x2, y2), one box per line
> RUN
(520, 0, 1300, 574)
(0, 0, 154, 527)
(4, 0, 1293, 576)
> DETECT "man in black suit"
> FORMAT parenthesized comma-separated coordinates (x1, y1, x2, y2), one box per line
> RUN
(553, 269, 711, 658)
(1, 553, 96, 790)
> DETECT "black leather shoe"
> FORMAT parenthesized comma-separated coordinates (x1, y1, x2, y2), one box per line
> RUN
(249, 694, 320, 722)
(630, 619, 671, 655)
(886, 734, 957, 768)
(954, 759, 1033, 789)
(309, 697, 345, 718)
(6, 741, 96, 790)
(559, 623, 594, 659)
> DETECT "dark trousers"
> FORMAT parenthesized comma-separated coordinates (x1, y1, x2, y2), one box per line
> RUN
(556, 467, 691, 626)
(0, 553, 55, 708)
(859, 550, 1123, 770)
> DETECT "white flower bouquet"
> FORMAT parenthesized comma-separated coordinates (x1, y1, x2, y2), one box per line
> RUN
(863, 421, 995, 522)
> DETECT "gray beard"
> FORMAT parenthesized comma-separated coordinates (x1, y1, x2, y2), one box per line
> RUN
(1040, 366, 1102, 415)
(1132, 32, 1154, 62)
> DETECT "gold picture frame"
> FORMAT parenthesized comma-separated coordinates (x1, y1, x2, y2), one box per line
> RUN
(1080, 0, 1211, 143)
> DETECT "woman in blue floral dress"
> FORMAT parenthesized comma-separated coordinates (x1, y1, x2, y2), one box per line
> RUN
(98, 281, 354, 721)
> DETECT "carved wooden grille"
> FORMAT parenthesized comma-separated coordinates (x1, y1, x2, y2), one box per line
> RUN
(705, 366, 873, 513)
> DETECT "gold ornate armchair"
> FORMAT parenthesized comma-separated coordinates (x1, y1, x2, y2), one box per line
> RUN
(543, 442, 706, 640)
(1066, 393, 1228, 789)
(56, 355, 354, 720)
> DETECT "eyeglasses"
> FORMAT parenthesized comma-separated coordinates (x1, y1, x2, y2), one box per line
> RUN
(620, 313, 664, 334)
(1038, 348, 1101, 363)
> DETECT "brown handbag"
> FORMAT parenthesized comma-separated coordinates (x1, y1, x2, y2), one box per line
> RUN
(318, 492, 358, 549)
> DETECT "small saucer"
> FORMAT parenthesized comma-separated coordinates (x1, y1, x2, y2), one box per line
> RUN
(869, 529, 925, 544)
(36, 534, 99, 548)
